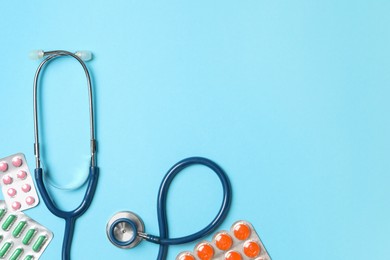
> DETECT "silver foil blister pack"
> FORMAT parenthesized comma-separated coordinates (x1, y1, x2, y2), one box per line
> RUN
(0, 153, 39, 211)
(0, 200, 53, 259)
(176, 220, 270, 260)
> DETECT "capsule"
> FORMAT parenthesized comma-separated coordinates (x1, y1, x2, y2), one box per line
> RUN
(9, 248, 23, 260)
(0, 242, 12, 258)
(33, 235, 47, 252)
(0, 208, 6, 220)
(2, 214, 17, 231)
(24, 255, 34, 260)
(23, 229, 36, 245)
(13, 221, 27, 238)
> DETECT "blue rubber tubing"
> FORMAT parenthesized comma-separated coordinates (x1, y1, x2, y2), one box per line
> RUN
(35, 167, 99, 260)
(153, 157, 232, 260)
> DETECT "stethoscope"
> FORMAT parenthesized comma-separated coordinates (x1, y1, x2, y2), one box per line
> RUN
(31, 50, 232, 260)
(106, 156, 232, 260)
(31, 50, 99, 260)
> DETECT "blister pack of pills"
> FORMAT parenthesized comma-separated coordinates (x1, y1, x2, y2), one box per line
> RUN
(0, 200, 53, 260)
(176, 221, 270, 260)
(0, 153, 39, 211)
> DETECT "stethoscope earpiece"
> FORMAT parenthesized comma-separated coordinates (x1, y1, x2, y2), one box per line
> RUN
(29, 50, 93, 61)
(107, 211, 145, 249)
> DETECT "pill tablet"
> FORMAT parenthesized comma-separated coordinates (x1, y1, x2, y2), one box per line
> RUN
(178, 253, 196, 260)
(17, 171, 27, 180)
(12, 202, 21, 210)
(233, 223, 251, 241)
(26, 197, 35, 206)
(214, 233, 233, 251)
(196, 243, 214, 260)
(12, 157, 23, 167)
(0, 162, 8, 172)
(225, 251, 242, 260)
(22, 184, 31, 193)
(3, 175, 13, 185)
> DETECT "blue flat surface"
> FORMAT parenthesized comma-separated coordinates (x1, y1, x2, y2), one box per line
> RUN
(1, 1, 390, 259)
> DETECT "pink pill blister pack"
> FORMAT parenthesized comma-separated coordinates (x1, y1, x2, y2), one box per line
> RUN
(0, 153, 39, 211)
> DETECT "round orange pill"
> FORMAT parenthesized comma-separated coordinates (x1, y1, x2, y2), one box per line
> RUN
(233, 222, 251, 240)
(178, 253, 196, 260)
(243, 240, 261, 258)
(225, 250, 242, 260)
(196, 243, 214, 260)
(214, 232, 233, 251)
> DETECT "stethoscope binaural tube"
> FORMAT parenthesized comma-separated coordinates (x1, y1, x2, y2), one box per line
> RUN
(32, 50, 99, 260)
(33, 50, 97, 169)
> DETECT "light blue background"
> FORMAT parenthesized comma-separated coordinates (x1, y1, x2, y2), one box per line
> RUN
(1, 1, 389, 259)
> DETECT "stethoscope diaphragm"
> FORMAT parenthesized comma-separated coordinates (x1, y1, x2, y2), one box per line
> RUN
(106, 211, 145, 249)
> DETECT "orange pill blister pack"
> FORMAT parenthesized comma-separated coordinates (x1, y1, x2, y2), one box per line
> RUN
(176, 221, 270, 260)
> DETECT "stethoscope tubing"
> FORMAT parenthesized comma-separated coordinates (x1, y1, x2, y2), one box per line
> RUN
(32, 50, 98, 260)
(35, 167, 99, 260)
(145, 157, 232, 259)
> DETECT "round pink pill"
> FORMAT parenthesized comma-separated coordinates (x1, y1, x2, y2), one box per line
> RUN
(17, 170, 27, 179)
(2, 175, 13, 185)
(7, 188, 17, 197)
(0, 161, 8, 172)
(12, 156, 23, 167)
(12, 201, 21, 210)
(22, 184, 31, 193)
(26, 196, 35, 205)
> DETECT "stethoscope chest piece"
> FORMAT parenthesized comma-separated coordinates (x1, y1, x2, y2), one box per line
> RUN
(106, 211, 145, 249)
